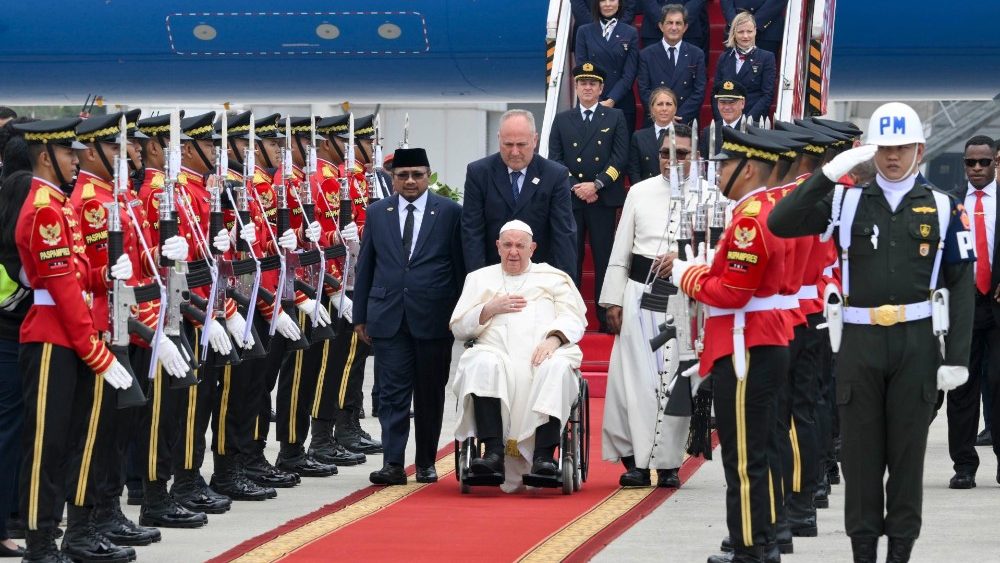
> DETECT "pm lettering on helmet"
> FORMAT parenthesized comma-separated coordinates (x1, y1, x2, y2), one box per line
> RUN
(879, 116, 906, 135)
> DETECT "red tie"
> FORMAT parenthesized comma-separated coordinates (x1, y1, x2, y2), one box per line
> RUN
(974, 190, 991, 295)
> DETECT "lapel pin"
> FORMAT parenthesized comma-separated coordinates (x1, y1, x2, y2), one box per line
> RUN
(387, 207, 394, 211)
(532, 177, 540, 185)
(430, 210, 436, 215)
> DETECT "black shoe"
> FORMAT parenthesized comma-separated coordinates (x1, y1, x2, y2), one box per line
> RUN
(335, 411, 383, 455)
(23, 528, 69, 563)
(5, 517, 24, 539)
(269, 409, 276, 423)
(125, 488, 143, 507)
(139, 480, 207, 529)
(976, 429, 992, 446)
(887, 537, 914, 563)
(309, 418, 367, 466)
(210, 470, 270, 501)
(415, 466, 438, 483)
(92, 498, 161, 546)
(469, 451, 504, 476)
(814, 481, 830, 509)
(722, 534, 786, 555)
(656, 468, 680, 488)
(243, 452, 300, 488)
(530, 457, 559, 476)
(61, 506, 134, 563)
(358, 407, 365, 419)
(708, 544, 765, 563)
(949, 472, 976, 489)
(0, 540, 25, 558)
(827, 461, 841, 485)
(619, 468, 651, 487)
(171, 470, 232, 514)
(369, 464, 407, 485)
(851, 536, 878, 563)
(276, 450, 338, 477)
(763, 540, 781, 563)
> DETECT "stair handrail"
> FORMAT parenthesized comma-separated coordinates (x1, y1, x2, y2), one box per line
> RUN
(774, 0, 808, 121)
(539, 0, 573, 157)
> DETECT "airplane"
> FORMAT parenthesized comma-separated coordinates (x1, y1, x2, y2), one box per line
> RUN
(1, 1, 998, 105)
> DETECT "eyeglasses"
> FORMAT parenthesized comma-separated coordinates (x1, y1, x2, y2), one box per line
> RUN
(658, 149, 692, 158)
(964, 158, 993, 168)
(393, 171, 427, 180)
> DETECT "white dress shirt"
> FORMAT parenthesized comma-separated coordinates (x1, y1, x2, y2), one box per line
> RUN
(965, 180, 996, 268)
(661, 39, 683, 62)
(398, 188, 429, 257)
(579, 103, 599, 121)
(506, 166, 527, 196)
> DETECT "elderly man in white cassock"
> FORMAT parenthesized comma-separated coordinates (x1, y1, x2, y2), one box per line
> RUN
(451, 220, 587, 492)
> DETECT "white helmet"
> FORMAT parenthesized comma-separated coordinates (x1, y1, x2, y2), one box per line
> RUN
(865, 102, 925, 146)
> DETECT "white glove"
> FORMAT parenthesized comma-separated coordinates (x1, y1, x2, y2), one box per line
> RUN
(706, 246, 716, 266)
(156, 336, 189, 379)
(296, 298, 331, 327)
(331, 293, 354, 323)
(278, 228, 298, 251)
(99, 359, 133, 390)
(275, 310, 302, 341)
(239, 222, 257, 246)
(937, 365, 969, 391)
(212, 228, 231, 253)
(341, 222, 360, 254)
(225, 312, 254, 349)
(822, 144, 877, 182)
(161, 235, 189, 262)
(686, 243, 707, 266)
(305, 221, 322, 244)
(110, 254, 133, 281)
(671, 258, 695, 295)
(205, 319, 233, 355)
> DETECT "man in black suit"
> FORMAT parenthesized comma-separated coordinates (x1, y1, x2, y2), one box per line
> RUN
(953, 135, 1000, 489)
(638, 1, 708, 55)
(353, 148, 465, 486)
(462, 110, 577, 278)
(549, 62, 629, 331)
(637, 3, 707, 125)
(699, 80, 747, 157)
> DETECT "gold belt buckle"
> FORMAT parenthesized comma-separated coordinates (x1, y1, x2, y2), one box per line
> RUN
(870, 304, 902, 327)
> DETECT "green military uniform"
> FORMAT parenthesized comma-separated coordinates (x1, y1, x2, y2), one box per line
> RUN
(768, 172, 974, 545)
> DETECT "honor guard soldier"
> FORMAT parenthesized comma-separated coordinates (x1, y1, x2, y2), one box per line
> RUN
(14, 118, 138, 563)
(671, 127, 791, 563)
(769, 102, 975, 563)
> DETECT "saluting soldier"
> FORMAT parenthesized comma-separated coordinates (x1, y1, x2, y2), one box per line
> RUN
(671, 127, 792, 563)
(549, 61, 629, 332)
(14, 118, 137, 562)
(769, 103, 975, 563)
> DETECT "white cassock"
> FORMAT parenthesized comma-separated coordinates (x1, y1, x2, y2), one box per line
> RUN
(599, 174, 702, 470)
(451, 262, 586, 492)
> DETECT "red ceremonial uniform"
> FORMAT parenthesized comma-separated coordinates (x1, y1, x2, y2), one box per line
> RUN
(17, 177, 115, 374)
(770, 179, 812, 331)
(679, 187, 790, 376)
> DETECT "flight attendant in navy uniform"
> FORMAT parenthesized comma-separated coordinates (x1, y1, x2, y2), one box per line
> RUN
(575, 0, 639, 132)
(769, 103, 975, 563)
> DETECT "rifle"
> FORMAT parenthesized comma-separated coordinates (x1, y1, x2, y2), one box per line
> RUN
(366, 114, 389, 201)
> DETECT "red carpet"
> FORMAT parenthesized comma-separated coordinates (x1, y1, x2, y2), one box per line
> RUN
(211, 400, 716, 563)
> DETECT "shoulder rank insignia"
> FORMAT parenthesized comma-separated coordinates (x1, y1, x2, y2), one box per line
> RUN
(912, 206, 936, 214)
(151, 172, 165, 189)
(733, 224, 758, 249)
(322, 166, 335, 178)
(33, 188, 51, 207)
(736, 199, 761, 217)
(177, 173, 188, 186)
(81, 183, 96, 199)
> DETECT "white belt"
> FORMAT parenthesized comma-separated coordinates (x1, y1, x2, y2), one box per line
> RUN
(34, 289, 54, 306)
(796, 285, 819, 300)
(706, 295, 787, 380)
(843, 301, 931, 326)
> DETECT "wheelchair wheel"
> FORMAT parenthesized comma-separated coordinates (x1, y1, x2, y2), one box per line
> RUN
(579, 378, 591, 483)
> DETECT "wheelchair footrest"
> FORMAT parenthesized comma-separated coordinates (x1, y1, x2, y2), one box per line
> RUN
(462, 472, 505, 487)
(522, 473, 562, 488)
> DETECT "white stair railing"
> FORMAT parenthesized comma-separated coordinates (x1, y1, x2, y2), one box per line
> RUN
(539, 0, 573, 157)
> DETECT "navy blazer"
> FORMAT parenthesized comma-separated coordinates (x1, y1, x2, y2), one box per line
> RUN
(352, 191, 465, 340)
(638, 0, 708, 47)
(628, 126, 663, 185)
(575, 22, 639, 110)
(548, 105, 629, 209)
(461, 153, 577, 278)
(571, 0, 635, 29)
(721, 0, 788, 44)
(713, 47, 776, 120)
(637, 40, 706, 124)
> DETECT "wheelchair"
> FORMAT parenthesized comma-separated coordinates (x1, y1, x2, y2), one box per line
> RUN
(455, 373, 590, 495)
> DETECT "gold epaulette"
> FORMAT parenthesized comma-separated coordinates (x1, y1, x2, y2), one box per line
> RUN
(81, 183, 96, 199)
(33, 188, 50, 207)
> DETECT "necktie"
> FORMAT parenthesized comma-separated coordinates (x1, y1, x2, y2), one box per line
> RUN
(402, 203, 416, 261)
(656, 128, 667, 146)
(584, 109, 593, 123)
(668, 46, 676, 67)
(510, 171, 522, 203)
(974, 190, 991, 294)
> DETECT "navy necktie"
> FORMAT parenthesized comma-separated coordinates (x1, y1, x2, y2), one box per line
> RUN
(667, 46, 676, 73)
(510, 171, 522, 203)
(402, 203, 415, 260)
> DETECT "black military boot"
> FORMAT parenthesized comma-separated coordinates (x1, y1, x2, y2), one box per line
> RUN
(618, 456, 651, 487)
(353, 410, 380, 445)
(139, 479, 207, 528)
(92, 497, 161, 546)
(209, 454, 271, 501)
(171, 469, 231, 514)
(708, 543, 766, 563)
(814, 473, 831, 508)
(243, 451, 300, 488)
(276, 443, 338, 477)
(850, 536, 878, 563)
(61, 505, 134, 563)
(886, 537, 915, 563)
(827, 460, 841, 485)
(334, 410, 382, 454)
(23, 528, 70, 563)
(309, 417, 366, 466)
(786, 492, 818, 537)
